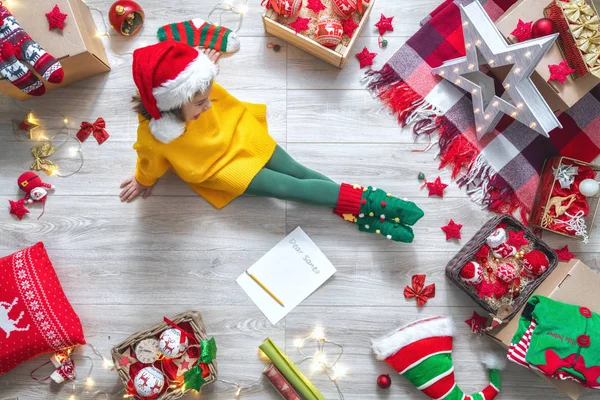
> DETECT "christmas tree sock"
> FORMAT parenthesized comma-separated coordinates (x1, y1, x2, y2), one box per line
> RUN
(358, 216, 415, 242)
(0, 4, 63, 95)
(157, 18, 241, 53)
(372, 316, 505, 400)
(333, 183, 423, 243)
(360, 186, 424, 226)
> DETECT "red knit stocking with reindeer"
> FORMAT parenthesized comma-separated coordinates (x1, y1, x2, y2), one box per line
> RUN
(0, 1, 64, 96)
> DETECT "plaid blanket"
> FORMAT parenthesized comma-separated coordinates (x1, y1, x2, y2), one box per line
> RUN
(366, 0, 600, 222)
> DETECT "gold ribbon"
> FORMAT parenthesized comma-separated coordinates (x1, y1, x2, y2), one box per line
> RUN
(576, 31, 600, 51)
(30, 142, 58, 175)
(569, 14, 600, 38)
(559, 0, 596, 23)
(589, 63, 600, 78)
(584, 51, 600, 66)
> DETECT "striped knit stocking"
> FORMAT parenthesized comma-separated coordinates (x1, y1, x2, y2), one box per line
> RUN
(157, 18, 240, 53)
(0, 2, 64, 96)
(372, 316, 506, 400)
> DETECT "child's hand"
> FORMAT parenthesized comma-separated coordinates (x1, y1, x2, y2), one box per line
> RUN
(200, 48, 220, 63)
(120, 176, 153, 202)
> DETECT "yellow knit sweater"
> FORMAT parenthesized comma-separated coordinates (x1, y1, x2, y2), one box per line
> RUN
(134, 83, 276, 209)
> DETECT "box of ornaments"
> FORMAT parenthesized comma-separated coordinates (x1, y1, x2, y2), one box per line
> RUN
(446, 215, 558, 322)
(530, 156, 600, 243)
(111, 311, 217, 399)
(262, 0, 374, 68)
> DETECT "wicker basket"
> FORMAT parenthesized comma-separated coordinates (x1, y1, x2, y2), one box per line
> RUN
(446, 215, 558, 321)
(111, 310, 217, 399)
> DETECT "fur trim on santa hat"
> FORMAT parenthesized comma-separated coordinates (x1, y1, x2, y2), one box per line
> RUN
(148, 112, 187, 144)
(481, 351, 507, 371)
(153, 51, 217, 113)
(371, 316, 456, 360)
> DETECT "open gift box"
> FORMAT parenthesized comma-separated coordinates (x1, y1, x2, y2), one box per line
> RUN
(494, 0, 599, 112)
(486, 259, 600, 399)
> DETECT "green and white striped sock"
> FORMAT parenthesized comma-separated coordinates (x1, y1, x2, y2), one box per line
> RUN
(157, 18, 240, 53)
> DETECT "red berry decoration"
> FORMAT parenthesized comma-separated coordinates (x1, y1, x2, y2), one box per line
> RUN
(377, 374, 392, 389)
(532, 18, 554, 38)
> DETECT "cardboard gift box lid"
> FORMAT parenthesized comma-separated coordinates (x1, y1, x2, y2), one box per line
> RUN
(487, 259, 600, 399)
(0, 0, 109, 98)
(494, 0, 599, 112)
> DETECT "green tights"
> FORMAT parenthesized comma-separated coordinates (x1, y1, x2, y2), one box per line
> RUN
(245, 145, 340, 207)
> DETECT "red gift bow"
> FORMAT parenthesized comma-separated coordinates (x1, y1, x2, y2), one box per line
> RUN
(76, 117, 109, 144)
(163, 317, 195, 344)
(403, 274, 436, 307)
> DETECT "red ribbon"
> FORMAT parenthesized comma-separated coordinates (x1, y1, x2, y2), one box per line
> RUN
(76, 117, 109, 144)
(403, 274, 436, 307)
(163, 317, 195, 344)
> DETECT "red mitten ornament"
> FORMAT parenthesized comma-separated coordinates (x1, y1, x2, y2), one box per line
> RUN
(0, 3, 64, 96)
(0, 243, 86, 375)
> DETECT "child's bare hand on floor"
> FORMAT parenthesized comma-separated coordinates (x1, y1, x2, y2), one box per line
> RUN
(120, 176, 153, 202)
(200, 48, 220, 63)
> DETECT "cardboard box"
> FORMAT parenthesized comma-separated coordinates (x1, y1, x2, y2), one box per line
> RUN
(487, 259, 600, 399)
(494, 0, 599, 112)
(0, 0, 110, 99)
(262, 1, 375, 69)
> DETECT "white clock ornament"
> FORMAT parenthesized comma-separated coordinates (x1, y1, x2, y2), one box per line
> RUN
(432, 0, 562, 139)
(134, 338, 161, 364)
(159, 328, 188, 359)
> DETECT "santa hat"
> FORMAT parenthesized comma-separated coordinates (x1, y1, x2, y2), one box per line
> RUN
(132, 41, 218, 143)
(460, 261, 483, 285)
(372, 316, 505, 400)
(18, 171, 53, 203)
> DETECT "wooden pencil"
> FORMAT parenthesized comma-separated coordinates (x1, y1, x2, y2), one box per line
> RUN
(246, 270, 285, 307)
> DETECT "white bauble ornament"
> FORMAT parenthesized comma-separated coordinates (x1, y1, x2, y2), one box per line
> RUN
(134, 366, 165, 398)
(159, 328, 188, 358)
(579, 179, 599, 197)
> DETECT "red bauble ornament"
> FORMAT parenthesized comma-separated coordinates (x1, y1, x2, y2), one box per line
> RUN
(109, 1, 145, 36)
(266, 0, 302, 18)
(377, 374, 392, 389)
(532, 18, 554, 38)
(315, 19, 344, 48)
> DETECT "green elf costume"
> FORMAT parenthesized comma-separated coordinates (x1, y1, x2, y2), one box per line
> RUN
(372, 316, 505, 399)
(508, 295, 600, 389)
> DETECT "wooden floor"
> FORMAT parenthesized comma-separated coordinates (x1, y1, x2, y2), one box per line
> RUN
(1, 0, 599, 399)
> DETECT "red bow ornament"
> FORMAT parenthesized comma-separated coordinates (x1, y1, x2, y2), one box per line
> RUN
(76, 117, 109, 144)
(404, 274, 436, 307)
(163, 317, 195, 344)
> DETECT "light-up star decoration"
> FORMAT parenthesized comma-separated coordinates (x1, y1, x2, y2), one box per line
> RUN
(432, 0, 562, 139)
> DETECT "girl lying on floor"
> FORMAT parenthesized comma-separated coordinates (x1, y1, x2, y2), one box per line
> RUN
(120, 41, 424, 242)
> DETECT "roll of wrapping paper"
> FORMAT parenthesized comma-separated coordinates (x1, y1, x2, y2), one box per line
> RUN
(263, 364, 301, 400)
(259, 338, 325, 400)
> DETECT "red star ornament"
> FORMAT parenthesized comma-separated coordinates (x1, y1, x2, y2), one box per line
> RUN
(9, 199, 29, 220)
(465, 311, 488, 333)
(426, 176, 448, 197)
(404, 274, 436, 307)
(46, 5, 68, 30)
(342, 17, 359, 37)
(555, 245, 575, 261)
(441, 219, 463, 240)
(117, 348, 137, 374)
(511, 19, 533, 42)
(375, 14, 394, 35)
(306, 0, 327, 14)
(548, 61, 575, 84)
(506, 230, 529, 249)
(173, 352, 198, 377)
(356, 47, 377, 68)
(289, 17, 311, 33)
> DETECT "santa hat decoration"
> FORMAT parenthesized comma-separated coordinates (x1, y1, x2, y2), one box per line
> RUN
(18, 171, 54, 203)
(460, 261, 483, 285)
(372, 316, 505, 400)
(521, 250, 549, 277)
(132, 41, 217, 143)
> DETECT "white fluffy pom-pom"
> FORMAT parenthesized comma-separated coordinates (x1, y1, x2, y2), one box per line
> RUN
(481, 351, 507, 371)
